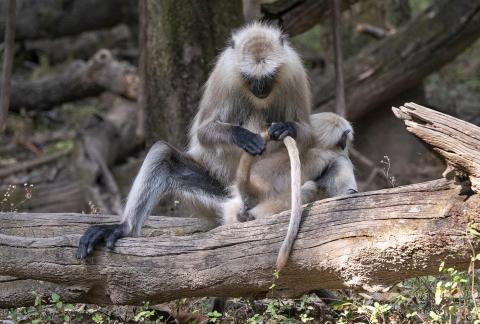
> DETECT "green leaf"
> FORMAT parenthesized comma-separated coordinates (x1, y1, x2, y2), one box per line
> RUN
(51, 293, 61, 303)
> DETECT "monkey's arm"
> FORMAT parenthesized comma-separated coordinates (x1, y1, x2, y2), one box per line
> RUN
(315, 155, 358, 197)
(197, 120, 266, 155)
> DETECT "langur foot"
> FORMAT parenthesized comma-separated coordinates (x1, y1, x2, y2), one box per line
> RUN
(77, 224, 125, 259)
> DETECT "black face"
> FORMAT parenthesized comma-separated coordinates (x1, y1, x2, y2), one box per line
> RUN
(242, 70, 277, 99)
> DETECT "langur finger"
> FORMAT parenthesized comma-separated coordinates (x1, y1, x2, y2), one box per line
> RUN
(86, 229, 107, 255)
(278, 130, 290, 140)
(106, 227, 124, 250)
(77, 226, 100, 258)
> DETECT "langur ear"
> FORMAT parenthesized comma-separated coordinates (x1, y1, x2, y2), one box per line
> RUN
(338, 129, 351, 150)
(279, 34, 287, 46)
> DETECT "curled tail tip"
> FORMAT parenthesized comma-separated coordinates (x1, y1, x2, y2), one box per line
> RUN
(276, 254, 288, 271)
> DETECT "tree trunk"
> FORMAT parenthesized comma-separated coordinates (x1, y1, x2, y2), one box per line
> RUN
(1, 104, 479, 306)
(144, 0, 243, 147)
(8, 50, 138, 111)
(0, 0, 136, 41)
(311, 0, 480, 120)
(261, 0, 361, 37)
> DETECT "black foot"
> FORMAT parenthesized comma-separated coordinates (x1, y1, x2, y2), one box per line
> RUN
(347, 188, 358, 194)
(76, 224, 125, 259)
(237, 208, 256, 223)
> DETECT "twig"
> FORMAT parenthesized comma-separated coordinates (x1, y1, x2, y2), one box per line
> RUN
(356, 23, 389, 39)
(0, 0, 16, 131)
(87, 186, 111, 214)
(350, 148, 387, 189)
(0, 150, 69, 178)
(85, 145, 123, 215)
(331, 0, 346, 117)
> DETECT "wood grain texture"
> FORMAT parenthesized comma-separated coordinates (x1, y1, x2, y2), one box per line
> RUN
(312, 0, 480, 119)
(393, 102, 480, 192)
(1, 179, 478, 305)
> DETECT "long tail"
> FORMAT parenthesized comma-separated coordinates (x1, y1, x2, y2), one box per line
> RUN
(276, 136, 302, 270)
(235, 133, 302, 270)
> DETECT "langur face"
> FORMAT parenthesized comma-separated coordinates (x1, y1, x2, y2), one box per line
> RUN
(231, 24, 286, 101)
(241, 69, 278, 99)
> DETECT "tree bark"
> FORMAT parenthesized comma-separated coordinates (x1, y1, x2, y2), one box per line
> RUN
(261, 0, 360, 37)
(1, 104, 480, 306)
(0, 179, 478, 306)
(8, 50, 138, 111)
(23, 25, 134, 64)
(0, 0, 16, 132)
(393, 102, 480, 193)
(144, 0, 243, 147)
(0, 0, 136, 41)
(312, 0, 480, 120)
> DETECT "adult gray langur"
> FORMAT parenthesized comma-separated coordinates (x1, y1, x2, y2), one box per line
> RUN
(77, 22, 316, 258)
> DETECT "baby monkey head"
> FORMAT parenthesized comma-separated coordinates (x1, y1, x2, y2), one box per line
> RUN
(230, 23, 288, 101)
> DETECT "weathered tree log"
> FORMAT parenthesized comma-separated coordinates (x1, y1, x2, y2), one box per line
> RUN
(24, 25, 134, 63)
(261, 0, 361, 37)
(393, 102, 480, 193)
(0, 214, 213, 308)
(0, 0, 136, 41)
(312, 0, 480, 119)
(8, 50, 138, 111)
(0, 179, 478, 306)
(1, 105, 480, 306)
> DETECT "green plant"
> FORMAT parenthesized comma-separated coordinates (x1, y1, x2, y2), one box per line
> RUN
(134, 302, 159, 323)
(207, 310, 222, 323)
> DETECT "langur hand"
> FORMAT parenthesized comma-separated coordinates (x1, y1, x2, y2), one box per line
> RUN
(232, 126, 266, 155)
(76, 224, 125, 258)
(268, 122, 297, 141)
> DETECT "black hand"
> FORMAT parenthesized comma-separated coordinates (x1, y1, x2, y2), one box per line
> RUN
(76, 224, 124, 259)
(268, 122, 297, 141)
(232, 126, 266, 155)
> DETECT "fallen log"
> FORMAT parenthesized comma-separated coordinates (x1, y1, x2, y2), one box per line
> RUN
(261, 0, 361, 37)
(0, 0, 136, 41)
(9, 50, 138, 111)
(1, 105, 480, 307)
(393, 102, 480, 193)
(312, 0, 480, 119)
(24, 25, 134, 63)
(0, 179, 478, 306)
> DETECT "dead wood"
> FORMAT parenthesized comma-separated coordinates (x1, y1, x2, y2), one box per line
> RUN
(1, 105, 480, 305)
(0, 0, 136, 41)
(0, 0, 16, 131)
(356, 23, 389, 39)
(24, 25, 134, 63)
(393, 102, 480, 193)
(0, 150, 69, 179)
(0, 179, 478, 306)
(312, 0, 480, 119)
(8, 50, 138, 111)
(262, 0, 360, 37)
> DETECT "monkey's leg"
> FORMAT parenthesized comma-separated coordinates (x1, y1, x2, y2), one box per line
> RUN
(77, 141, 229, 259)
(315, 155, 358, 197)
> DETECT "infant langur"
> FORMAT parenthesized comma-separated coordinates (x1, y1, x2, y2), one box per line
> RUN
(222, 112, 358, 225)
(222, 112, 357, 269)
